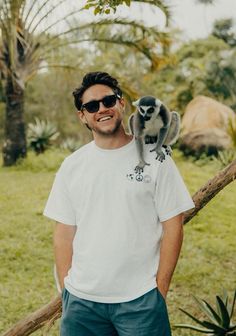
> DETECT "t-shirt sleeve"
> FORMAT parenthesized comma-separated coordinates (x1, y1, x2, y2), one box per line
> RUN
(43, 164, 76, 226)
(155, 155, 195, 222)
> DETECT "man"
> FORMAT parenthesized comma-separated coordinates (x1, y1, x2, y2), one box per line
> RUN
(44, 71, 195, 336)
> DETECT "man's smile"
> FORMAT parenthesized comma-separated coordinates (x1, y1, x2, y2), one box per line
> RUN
(97, 115, 113, 122)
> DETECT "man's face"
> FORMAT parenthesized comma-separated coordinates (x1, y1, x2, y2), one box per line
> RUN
(78, 84, 125, 137)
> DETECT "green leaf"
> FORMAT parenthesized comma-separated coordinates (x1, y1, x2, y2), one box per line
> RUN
(124, 0, 131, 6)
(84, 4, 95, 9)
(222, 288, 229, 307)
(174, 324, 214, 333)
(228, 325, 236, 332)
(94, 6, 101, 15)
(202, 299, 222, 325)
(105, 8, 110, 14)
(193, 296, 221, 325)
(216, 295, 230, 328)
(229, 290, 236, 319)
(179, 308, 227, 333)
(179, 308, 209, 328)
(201, 320, 226, 333)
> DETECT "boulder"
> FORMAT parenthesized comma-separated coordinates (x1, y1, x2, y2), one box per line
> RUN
(179, 95, 235, 156)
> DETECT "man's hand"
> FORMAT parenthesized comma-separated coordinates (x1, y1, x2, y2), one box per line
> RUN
(54, 222, 77, 290)
(156, 213, 184, 300)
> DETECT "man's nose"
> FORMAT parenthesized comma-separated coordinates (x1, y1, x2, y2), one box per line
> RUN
(97, 101, 108, 112)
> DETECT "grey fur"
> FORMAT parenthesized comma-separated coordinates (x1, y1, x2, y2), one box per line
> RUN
(128, 96, 180, 172)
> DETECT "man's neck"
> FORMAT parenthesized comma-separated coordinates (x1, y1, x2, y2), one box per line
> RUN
(93, 130, 133, 150)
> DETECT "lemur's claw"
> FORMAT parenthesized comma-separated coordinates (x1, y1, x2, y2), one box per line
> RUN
(156, 152, 166, 162)
(134, 161, 150, 173)
(150, 147, 166, 162)
(135, 166, 144, 174)
(164, 146, 172, 156)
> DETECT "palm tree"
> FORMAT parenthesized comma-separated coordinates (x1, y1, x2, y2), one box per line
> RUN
(0, 0, 171, 166)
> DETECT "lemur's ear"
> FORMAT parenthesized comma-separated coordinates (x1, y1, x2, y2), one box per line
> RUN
(155, 98, 163, 108)
(132, 99, 140, 107)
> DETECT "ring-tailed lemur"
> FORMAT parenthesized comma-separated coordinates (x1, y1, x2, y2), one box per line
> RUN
(128, 96, 180, 172)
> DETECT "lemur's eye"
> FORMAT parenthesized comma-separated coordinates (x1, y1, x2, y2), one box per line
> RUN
(148, 107, 154, 114)
(139, 107, 145, 114)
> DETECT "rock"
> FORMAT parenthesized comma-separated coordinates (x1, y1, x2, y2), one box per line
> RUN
(179, 96, 235, 156)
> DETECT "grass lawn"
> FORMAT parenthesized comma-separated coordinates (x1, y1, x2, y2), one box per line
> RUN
(0, 149, 235, 335)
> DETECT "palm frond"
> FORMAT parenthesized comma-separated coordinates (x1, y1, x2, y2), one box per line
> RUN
(27, 0, 67, 33)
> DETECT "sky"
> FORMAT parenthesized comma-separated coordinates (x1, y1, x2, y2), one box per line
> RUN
(169, 0, 236, 39)
(34, 0, 236, 42)
(111, 0, 236, 40)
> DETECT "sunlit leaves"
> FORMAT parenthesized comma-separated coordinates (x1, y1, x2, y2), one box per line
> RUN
(83, 0, 131, 15)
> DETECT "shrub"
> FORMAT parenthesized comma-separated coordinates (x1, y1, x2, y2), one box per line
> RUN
(60, 137, 81, 152)
(27, 118, 59, 154)
(175, 289, 236, 335)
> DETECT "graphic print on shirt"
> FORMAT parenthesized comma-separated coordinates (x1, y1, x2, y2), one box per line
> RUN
(126, 168, 152, 183)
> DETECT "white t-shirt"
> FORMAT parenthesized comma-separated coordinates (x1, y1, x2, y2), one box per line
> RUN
(44, 138, 195, 303)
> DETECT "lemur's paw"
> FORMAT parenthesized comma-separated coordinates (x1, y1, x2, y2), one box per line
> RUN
(164, 146, 172, 156)
(156, 152, 166, 162)
(135, 166, 144, 174)
(134, 161, 150, 173)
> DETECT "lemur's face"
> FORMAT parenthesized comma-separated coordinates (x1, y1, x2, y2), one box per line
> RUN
(133, 96, 162, 121)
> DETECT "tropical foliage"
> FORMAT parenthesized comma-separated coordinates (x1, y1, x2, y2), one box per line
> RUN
(27, 118, 59, 154)
(213, 18, 236, 47)
(175, 289, 236, 335)
(83, 0, 131, 14)
(60, 137, 81, 152)
(82, 0, 170, 16)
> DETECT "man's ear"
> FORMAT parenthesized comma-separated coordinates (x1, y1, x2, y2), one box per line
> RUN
(77, 110, 86, 124)
(119, 97, 125, 109)
(77, 111, 92, 131)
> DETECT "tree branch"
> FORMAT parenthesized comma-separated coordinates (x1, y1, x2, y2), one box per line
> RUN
(2, 296, 62, 336)
(2, 159, 236, 336)
(184, 159, 236, 224)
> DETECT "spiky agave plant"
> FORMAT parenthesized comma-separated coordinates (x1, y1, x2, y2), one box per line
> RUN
(60, 137, 81, 152)
(175, 289, 236, 335)
(28, 118, 59, 154)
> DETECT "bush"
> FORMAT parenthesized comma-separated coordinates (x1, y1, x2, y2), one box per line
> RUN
(175, 289, 236, 335)
(27, 118, 59, 154)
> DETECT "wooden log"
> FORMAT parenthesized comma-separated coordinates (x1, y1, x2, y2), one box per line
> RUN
(2, 159, 236, 336)
(2, 296, 62, 336)
(184, 159, 236, 224)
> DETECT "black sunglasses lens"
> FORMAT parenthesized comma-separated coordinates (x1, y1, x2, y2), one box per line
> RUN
(84, 101, 100, 113)
(83, 95, 118, 113)
(102, 95, 117, 108)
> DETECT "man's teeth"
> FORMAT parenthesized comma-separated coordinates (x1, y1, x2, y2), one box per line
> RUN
(98, 116, 112, 122)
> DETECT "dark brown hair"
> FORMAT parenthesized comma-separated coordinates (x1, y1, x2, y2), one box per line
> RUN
(72, 72, 123, 110)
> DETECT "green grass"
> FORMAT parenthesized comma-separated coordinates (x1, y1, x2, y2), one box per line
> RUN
(0, 149, 235, 335)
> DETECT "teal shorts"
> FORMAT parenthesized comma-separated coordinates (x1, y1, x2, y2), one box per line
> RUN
(61, 287, 171, 335)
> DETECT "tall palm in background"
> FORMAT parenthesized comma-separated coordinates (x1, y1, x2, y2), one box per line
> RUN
(0, 0, 171, 166)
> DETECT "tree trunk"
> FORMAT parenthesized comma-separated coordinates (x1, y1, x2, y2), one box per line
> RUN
(2, 76, 27, 166)
(2, 159, 236, 336)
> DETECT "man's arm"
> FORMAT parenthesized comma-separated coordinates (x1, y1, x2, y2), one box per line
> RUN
(156, 213, 184, 299)
(53, 222, 77, 290)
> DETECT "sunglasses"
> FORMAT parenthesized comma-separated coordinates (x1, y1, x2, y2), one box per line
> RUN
(81, 94, 121, 113)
